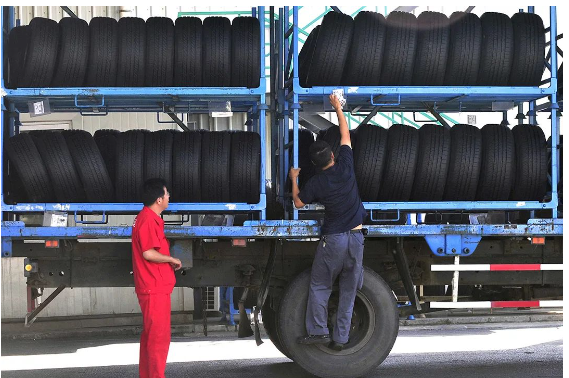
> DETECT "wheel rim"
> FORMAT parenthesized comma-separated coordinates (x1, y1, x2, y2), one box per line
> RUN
(316, 289, 376, 356)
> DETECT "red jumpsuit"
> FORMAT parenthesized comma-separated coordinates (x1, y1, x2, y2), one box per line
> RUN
(132, 206, 176, 378)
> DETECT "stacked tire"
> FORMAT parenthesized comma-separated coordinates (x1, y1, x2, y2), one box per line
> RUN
(300, 10, 545, 87)
(5, 129, 261, 204)
(7, 15, 261, 88)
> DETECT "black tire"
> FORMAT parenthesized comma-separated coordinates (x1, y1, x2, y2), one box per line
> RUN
(51, 17, 90, 87)
(306, 12, 354, 86)
(444, 12, 482, 86)
(277, 267, 399, 378)
(172, 131, 202, 202)
(30, 131, 86, 202)
(476, 124, 515, 201)
(353, 124, 388, 202)
(85, 17, 119, 87)
(477, 12, 513, 86)
(144, 130, 174, 188)
(94, 129, 120, 191)
(115, 130, 145, 202)
(511, 125, 547, 201)
(145, 17, 175, 87)
(262, 297, 290, 359)
(202, 17, 231, 87)
(342, 12, 386, 86)
(116, 17, 146, 87)
(4, 133, 55, 202)
(288, 128, 316, 190)
(509, 13, 545, 86)
(230, 131, 261, 203)
(377, 125, 419, 201)
(20, 18, 59, 88)
(231, 17, 261, 88)
(443, 124, 482, 201)
(7, 25, 31, 88)
(174, 17, 202, 87)
(411, 124, 451, 201)
(412, 12, 450, 86)
(62, 130, 114, 202)
(379, 12, 417, 85)
(201, 131, 231, 202)
(298, 26, 320, 88)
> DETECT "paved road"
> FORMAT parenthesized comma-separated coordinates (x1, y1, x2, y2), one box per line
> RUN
(1, 322, 562, 378)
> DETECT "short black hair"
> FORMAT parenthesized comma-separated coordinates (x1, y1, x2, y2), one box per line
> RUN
(142, 178, 168, 206)
(309, 140, 333, 168)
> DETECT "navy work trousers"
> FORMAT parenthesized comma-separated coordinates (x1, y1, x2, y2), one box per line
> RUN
(305, 230, 364, 344)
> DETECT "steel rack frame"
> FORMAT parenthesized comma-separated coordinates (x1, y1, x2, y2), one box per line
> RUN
(0, 6, 267, 218)
(279, 6, 562, 222)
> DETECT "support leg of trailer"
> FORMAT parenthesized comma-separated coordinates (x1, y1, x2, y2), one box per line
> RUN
(392, 238, 421, 311)
(25, 285, 65, 327)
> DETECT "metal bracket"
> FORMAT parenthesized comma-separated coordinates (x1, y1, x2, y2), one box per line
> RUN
(371, 94, 401, 106)
(254, 239, 278, 346)
(60, 6, 78, 18)
(2, 238, 13, 257)
(424, 234, 481, 256)
(392, 238, 421, 311)
(422, 102, 451, 129)
(74, 211, 107, 225)
(25, 285, 66, 327)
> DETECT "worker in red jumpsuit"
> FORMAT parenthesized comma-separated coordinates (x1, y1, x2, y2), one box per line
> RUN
(132, 178, 182, 378)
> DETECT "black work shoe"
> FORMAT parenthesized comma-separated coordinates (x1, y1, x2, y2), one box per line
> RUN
(328, 341, 344, 351)
(297, 334, 331, 344)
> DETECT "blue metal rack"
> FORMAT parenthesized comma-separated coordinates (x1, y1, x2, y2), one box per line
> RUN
(0, 6, 268, 217)
(280, 6, 562, 221)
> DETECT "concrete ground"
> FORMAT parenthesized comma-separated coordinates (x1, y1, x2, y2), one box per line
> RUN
(0, 321, 563, 378)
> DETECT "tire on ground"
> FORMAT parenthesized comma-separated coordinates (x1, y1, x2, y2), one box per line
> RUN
(353, 124, 388, 202)
(379, 12, 417, 85)
(144, 130, 174, 189)
(201, 131, 231, 202)
(62, 130, 114, 202)
(30, 131, 86, 202)
(342, 12, 386, 86)
(174, 17, 202, 87)
(511, 124, 547, 201)
(7, 25, 31, 88)
(444, 12, 482, 85)
(231, 17, 261, 88)
(306, 12, 353, 86)
(145, 17, 175, 87)
(20, 18, 59, 87)
(4, 133, 55, 202)
(230, 131, 261, 203)
(298, 26, 320, 88)
(377, 124, 419, 201)
(172, 130, 202, 202)
(509, 13, 545, 86)
(85, 17, 119, 87)
(476, 124, 515, 201)
(443, 124, 482, 201)
(115, 130, 145, 202)
(116, 17, 146, 87)
(277, 267, 399, 378)
(477, 12, 513, 86)
(202, 17, 231, 87)
(412, 11, 450, 86)
(411, 124, 451, 201)
(51, 17, 90, 87)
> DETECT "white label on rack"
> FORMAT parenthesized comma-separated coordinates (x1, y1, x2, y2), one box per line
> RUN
(516, 202, 526, 207)
(347, 87, 359, 93)
(33, 101, 45, 115)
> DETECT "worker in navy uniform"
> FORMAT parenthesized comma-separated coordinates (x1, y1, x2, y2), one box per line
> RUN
(289, 93, 366, 351)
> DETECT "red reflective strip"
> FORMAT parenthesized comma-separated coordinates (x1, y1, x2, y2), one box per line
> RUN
(490, 264, 541, 271)
(491, 301, 540, 308)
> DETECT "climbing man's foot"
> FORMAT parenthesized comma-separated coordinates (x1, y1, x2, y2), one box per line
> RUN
(328, 341, 344, 351)
(297, 334, 331, 344)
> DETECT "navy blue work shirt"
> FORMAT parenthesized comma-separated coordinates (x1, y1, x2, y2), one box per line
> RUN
(298, 144, 366, 235)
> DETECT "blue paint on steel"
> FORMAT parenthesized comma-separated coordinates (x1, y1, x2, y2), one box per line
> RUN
(2, 238, 13, 257)
(424, 234, 481, 256)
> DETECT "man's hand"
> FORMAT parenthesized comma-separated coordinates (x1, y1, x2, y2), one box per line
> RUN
(169, 257, 182, 271)
(289, 167, 301, 180)
(329, 94, 342, 111)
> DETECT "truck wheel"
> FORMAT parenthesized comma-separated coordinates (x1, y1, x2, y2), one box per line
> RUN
(277, 267, 399, 378)
(262, 297, 291, 359)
